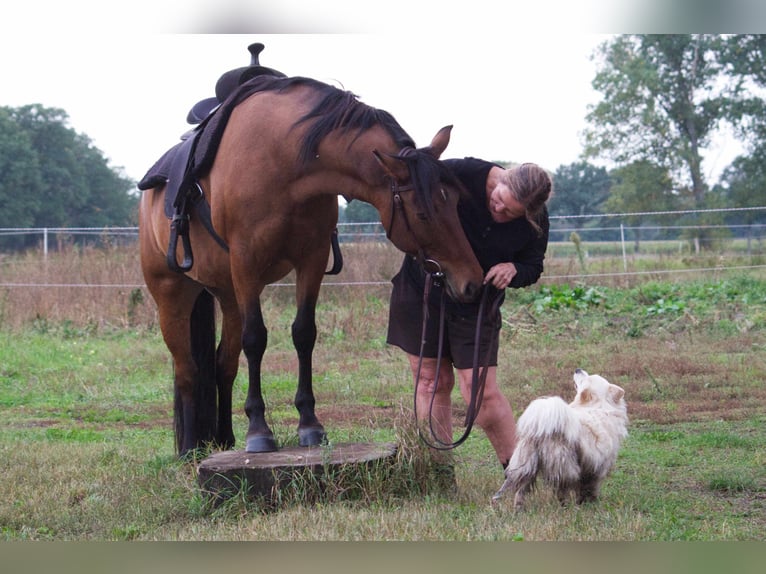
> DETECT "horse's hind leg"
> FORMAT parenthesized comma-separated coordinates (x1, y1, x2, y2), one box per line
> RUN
(153, 283, 217, 457)
(214, 296, 242, 449)
(242, 297, 278, 453)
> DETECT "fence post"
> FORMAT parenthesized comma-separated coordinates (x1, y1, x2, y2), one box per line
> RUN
(620, 223, 627, 272)
(43, 228, 48, 261)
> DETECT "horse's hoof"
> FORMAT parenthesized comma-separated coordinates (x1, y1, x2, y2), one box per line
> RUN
(245, 434, 278, 453)
(298, 427, 327, 447)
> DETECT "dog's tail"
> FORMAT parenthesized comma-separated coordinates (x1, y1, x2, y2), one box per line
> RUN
(517, 396, 581, 444)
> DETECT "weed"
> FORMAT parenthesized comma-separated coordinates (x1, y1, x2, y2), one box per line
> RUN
(530, 284, 605, 312)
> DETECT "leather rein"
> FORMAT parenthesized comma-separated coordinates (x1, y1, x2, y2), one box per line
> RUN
(414, 277, 503, 450)
(383, 165, 504, 450)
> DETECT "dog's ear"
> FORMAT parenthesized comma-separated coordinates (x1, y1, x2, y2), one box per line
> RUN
(578, 388, 593, 405)
(609, 385, 625, 404)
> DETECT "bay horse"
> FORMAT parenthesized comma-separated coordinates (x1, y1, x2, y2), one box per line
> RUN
(139, 75, 483, 456)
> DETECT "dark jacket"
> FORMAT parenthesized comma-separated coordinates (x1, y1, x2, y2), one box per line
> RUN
(446, 157, 549, 289)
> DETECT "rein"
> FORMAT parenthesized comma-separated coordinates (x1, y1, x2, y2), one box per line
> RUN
(381, 150, 503, 448)
(414, 275, 504, 450)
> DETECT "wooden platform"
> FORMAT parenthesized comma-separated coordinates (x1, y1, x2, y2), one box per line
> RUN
(197, 442, 398, 505)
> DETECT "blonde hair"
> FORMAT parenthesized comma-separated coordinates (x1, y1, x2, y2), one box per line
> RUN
(502, 162, 552, 235)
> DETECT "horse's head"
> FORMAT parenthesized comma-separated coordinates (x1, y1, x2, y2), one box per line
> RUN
(281, 80, 482, 302)
(373, 126, 483, 303)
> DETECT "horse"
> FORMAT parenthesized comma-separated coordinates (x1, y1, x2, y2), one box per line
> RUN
(139, 75, 484, 457)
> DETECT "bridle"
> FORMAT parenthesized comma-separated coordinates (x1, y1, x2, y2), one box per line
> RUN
(382, 150, 445, 281)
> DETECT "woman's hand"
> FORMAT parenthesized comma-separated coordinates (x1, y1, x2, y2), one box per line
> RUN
(484, 262, 518, 289)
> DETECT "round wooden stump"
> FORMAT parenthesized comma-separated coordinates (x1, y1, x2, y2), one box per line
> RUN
(197, 442, 398, 506)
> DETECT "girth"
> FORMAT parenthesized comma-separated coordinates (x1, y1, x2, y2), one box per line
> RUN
(167, 181, 229, 273)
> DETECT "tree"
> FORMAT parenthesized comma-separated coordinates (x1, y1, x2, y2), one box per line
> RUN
(720, 34, 766, 146)
(584, 35, 729, 205)
(0, 109, 42, 232)
(718, 153, 766, 219)
(549, 161, 611, 222)
(717, 154, 766, 253)
(604, 161, 676, 252)
(74, 136, 137, 228)
(339, 198, 381, 241)
(0, 104, 137, 249)
(719, 35, 766, 195)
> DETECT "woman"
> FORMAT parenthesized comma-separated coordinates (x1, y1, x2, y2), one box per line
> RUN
(387, 158, 552, 471)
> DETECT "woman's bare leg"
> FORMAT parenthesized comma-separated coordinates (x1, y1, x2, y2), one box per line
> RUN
(406, 353, 455, 446)
(456, 366, 517, 467)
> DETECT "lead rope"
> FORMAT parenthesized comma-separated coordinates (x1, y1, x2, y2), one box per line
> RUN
(414, 274, 503, 450)
(379, 160, 501, 447)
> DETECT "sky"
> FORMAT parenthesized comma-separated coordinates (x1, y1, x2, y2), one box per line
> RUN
(2, 1, 761, 185)
(2, 33, 608, 183)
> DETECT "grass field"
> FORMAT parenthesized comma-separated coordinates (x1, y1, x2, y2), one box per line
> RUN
(0, 244, 765, 541)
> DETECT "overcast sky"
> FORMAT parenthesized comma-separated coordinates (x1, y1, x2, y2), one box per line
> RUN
(2, 2, 759, 184)
(2, 33, 612, 182)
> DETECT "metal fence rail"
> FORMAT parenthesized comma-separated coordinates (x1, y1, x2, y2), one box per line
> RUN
(2, 208, 765, 285)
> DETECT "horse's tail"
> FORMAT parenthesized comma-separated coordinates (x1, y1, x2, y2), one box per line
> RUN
(175, 289, 218, 454)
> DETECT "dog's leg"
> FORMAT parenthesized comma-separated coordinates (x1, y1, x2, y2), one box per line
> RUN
(491, 477, 513, 504)
(492, 441, 538, 509)
(513, 480, 534, 511)
(576, 473, 601, 504)
(556, 484, 573, 506)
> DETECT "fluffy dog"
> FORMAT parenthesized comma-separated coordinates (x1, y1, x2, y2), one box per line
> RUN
(492, 369, 628, 510)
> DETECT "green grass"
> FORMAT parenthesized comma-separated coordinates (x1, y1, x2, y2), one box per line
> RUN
(0, 271, 765, 540)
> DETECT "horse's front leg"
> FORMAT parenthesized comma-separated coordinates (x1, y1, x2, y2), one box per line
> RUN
(293, 298, 327, 446)
(242, 298, 278, 453)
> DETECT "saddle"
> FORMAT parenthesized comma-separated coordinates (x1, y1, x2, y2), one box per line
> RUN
(137, 43, 343, 275)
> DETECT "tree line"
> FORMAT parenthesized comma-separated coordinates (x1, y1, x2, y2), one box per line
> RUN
(3, 35, 766, 252)
(549, 35, 766, 249)
(0, 104, 136, 249)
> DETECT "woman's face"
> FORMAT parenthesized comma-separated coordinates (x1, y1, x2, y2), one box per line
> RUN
(488, 180, 525, 223)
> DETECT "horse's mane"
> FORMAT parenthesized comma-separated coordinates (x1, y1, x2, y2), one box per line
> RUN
(239, 75, 462, 217)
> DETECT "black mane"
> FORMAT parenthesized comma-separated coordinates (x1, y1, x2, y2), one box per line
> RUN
(237, 75, 459, 217)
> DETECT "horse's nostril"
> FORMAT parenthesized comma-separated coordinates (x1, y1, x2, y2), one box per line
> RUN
(464, 281, 482, 303)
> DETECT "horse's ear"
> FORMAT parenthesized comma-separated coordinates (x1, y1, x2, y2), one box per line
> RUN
(373, 149, 409, 180)
(422, 125, 453, 159)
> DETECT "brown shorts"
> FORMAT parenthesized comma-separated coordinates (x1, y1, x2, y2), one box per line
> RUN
(386, 268, 501, 369)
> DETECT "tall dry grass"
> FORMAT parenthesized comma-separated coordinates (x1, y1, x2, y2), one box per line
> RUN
(0, 245, 150, 330)
(3, 238, 763, 331)
(0, 242, 407, 331)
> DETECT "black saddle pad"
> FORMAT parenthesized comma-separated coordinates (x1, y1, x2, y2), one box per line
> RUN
(137, 77, 274, 219)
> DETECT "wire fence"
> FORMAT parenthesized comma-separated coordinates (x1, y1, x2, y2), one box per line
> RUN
(1, 206, 765, 244)
(1, 207, 765, 290)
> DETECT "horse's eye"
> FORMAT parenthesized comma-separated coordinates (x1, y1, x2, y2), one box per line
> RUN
(440, 188, 448, 202)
